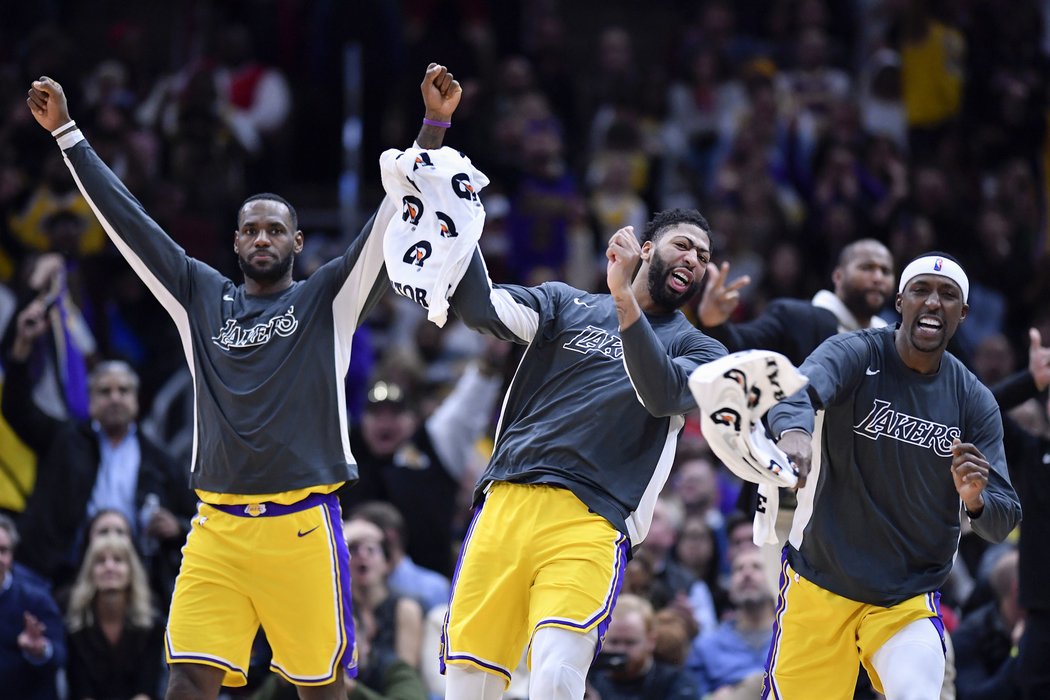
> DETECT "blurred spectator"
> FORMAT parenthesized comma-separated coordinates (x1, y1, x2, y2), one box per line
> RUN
(858, 48, 907, 149)
(65, 532, 163, 700)
(349, 501, 450, 615)
(636, 496, 696, 611)
(662, 45, 747, 206)
(343, 518, 424, 671)
(990, 328, 1050, 699)
(2, 301, 193, 593)
(0, 513, 65, 700)
(339, 338, 507, 577)
(892, 0, 966, 159)
(687, 548, 773, 699)
(953, 548, 1022, 700)
(776, 28, 851, 127)
(589, 593, 701, 700)
(673, 513, 728, 638)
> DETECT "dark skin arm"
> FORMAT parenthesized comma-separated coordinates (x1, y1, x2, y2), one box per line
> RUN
(950, 438, 989, 516)
(778, 430, 991, 513)
(416, 63, 461, 149)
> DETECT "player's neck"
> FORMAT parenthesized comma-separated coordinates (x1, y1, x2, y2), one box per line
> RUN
(243, 275, 294, 297)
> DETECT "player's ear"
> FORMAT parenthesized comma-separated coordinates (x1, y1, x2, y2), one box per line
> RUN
(894, 292, 902, 314)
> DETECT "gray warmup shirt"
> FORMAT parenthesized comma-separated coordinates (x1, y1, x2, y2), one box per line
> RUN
(767, 326, 1022, 606)
(450, 256, 726, 544)
(61, 136, 394, 495)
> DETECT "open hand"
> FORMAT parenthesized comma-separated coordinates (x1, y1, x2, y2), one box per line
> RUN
(698, 261, 751, 327)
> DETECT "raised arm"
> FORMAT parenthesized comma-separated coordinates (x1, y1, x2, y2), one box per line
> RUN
(1, 300, 63, 451)
(606, 226, 727, 417)
(28, 76, 197, 308)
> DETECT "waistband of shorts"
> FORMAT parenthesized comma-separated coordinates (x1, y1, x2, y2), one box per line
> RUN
(204, 491, 337, 517)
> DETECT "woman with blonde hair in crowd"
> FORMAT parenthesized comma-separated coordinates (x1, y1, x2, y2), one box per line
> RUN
(65, 533, 164, 700)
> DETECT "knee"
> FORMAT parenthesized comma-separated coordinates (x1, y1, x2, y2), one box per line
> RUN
(528, 659, 586, 700)
(165, 663, 224, 700)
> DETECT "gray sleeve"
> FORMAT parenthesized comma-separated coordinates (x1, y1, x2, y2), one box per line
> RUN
(449, 248, 543, 343)
(768, 334, 866, 436)
(965, 385, 1023, 542)
(62, 138, 197, 305)
(324, 198, 395, 330)
(620, 319, 727, 417)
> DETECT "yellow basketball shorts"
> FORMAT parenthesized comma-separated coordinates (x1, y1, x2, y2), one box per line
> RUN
(763, 553, 945, 699)
(165, 492, 356, 687)
(440, 482, 629, 687)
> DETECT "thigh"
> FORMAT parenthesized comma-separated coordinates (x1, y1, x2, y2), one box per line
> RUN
(166, 506, 259, 688)
(763, 562, 862, 700)
(526, 491, 628, 662)
(253, 495, 356, 686)
(858, 591, 944, 696)
(442, 484, 533, 687)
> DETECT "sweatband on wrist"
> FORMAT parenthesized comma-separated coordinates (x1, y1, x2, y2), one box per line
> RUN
(51, 120, 76, 137)
(422, 117, 451, 129)
(898, 255, 969, 303)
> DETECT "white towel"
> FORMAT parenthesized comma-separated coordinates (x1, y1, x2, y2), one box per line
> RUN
(379, 147, 489, 327)
(688, 350, 808, 545)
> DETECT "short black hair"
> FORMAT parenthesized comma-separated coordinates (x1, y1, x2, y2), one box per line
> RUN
(836, 238, 891, 268)
(640, 208, 710, 244)
(239, 192, 298, 230)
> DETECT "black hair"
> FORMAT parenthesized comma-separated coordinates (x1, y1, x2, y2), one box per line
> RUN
(239, 192, 298, 230)
(640, 208, 710, 245)
(836, 238, 890, 268)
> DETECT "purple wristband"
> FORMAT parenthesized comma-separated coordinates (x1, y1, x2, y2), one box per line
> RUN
(423, 117, 451, 129)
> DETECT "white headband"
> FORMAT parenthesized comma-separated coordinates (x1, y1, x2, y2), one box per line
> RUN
(898, 255, 969, 303)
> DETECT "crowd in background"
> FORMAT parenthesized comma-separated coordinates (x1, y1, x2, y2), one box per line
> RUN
(1, 1, 1049, 699)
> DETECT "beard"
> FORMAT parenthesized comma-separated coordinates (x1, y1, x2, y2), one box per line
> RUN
(647, 252, 700, 312)
(841, 284, 887, 319)
(239, 251, 294, 286)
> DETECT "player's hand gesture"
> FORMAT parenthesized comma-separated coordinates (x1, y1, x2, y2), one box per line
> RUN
(606, 226, 641, 296)
(421, 63, 462, 122)
(777, 430, 812, 488)
(951, 439, 989, 515)
(1027, 327, 1050, 391)
(698, 261, 751, 327)
(26, 76, 72, 132)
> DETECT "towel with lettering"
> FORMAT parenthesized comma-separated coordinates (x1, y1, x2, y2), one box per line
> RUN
(379, 146, 489, 327)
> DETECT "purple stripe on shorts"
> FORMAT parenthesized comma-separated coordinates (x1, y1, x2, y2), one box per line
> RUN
(206, 491, 331, 518)
(591, 534, 630, 659)
(324, 495, 358, 679)
(440, 502, 486, 676)
(165, 631, 247, 677)
(761, 547, 790, 700)
(928, 590, 946, 653)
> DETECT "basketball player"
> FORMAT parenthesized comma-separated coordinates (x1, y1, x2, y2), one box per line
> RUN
(25, 64, 462, 700)
(763, 252, 1022, 699)
(438, 211, 727, 699)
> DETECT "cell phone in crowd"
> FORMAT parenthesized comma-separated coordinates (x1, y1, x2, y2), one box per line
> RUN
(592, 651, 627, 672)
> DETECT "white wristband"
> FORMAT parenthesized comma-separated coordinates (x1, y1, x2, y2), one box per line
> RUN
(50, 120, 76, 137)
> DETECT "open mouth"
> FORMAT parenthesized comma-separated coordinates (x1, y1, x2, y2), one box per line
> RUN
(668, 268, 693, 294)
(916, 315, 943, 336)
